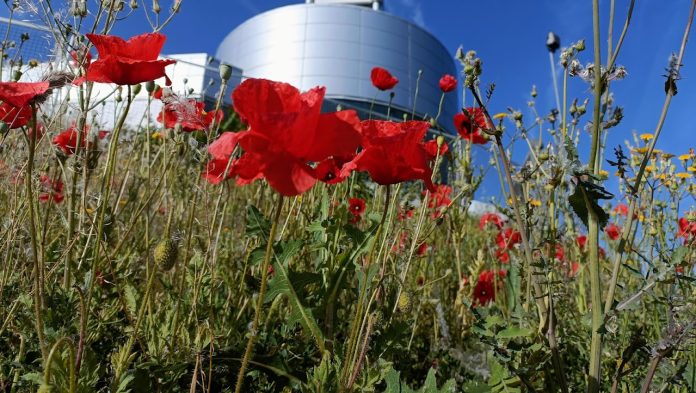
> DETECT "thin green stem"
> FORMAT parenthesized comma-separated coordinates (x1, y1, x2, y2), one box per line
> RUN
(234, 195, 285, 393)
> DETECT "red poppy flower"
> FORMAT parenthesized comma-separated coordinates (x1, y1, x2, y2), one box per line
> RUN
(605, 223, 621, 240)
(0, 102, 32, 129)
(426, 184, 452, 210)
(342, 120, 436, 192)
(314, 155, 355, 184)
(438, 74, 457, 93)
(424, 139, 449, 159)
(480, 212, 504, 230)
(348, 197, 366, 217)
(496, 227, 522, 250)
(398, 207, 415, 221)
(70, 48, 92, 69)
(157, 99, 224, 132)
(613, 203, 629, 217)
(38, 175, 64, 204)
(82, 33, 176, 85)
(0, 81, 49, 108)
(417, 242, 429, 256)
(205, 79, 362, 196)
(576, 234, 587, 250)
(473, 270, 506, 306)
(677, 217, 696, 239)
(554, 244, 565, 261)
(52, 126, 87, 156)
(370, 67, 399, 91)
(569, 262, 581, 277)
(454, 108, 489, 144)
(495, 249, 510, 264)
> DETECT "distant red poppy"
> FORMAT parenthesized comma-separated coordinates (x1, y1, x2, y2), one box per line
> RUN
(82, 33, 176, 85)
(613, 203, 629, 217)
(678, 217, 696, 240)
(424, 139, 449, 159)
(38, 175, 64, 204)
(569, 262, 581, 277)
(473, 270, 506, 306)
(370, 67, 399, 90)
(52, 126, 87, 156)
(495, 249, 510, 264)
(480, 212, 504, 230)
(0, 102, 32, 129)
(576, 234, 587, 250)
(497, 227, 522, 250)
(348, 197, 366, 217)
(0, 81, 49, 108)
(605, 223, 621, 240)
(314, 155, 354, 185)
(438, 74, 457, 93)
(205, 79, 362, 196)
(342, 120, 436, 192)
(157, 99, 224, 131)
(417, 242, 429, 256)
(454, 108, 489, 144)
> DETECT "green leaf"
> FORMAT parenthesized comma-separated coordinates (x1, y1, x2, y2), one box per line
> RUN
(265, 240, 325, 352)
(245, 204, 270, 239)
(672, 246, 690, 266)
(568, 181, 610, 229)
(496, 326, 533, 339)
(384, 366, 456, 393)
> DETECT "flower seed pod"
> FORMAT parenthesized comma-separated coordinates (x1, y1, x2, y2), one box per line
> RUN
(397, 292, 412, 313)
(154, 238, 178, 271)
(152, 0, 160, 13)
(131, 83, 141, 96)
(219, 63, 232, 81)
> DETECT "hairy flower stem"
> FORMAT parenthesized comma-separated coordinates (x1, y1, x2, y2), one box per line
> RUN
(234, 195, 284, 393)
(43, 338, 76, 393)
(469, 88, 548, 327)
(84, 86, 133, 322)
(341, 185, 391, 390)
(26, 105, 47, 362)
(587, 0, 605, 391)
(603, 0, 695, 317)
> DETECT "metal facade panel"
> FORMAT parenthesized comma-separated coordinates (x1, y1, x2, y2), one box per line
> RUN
(216, 4, 458, 133)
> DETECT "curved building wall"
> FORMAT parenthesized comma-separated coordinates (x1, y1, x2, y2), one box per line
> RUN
(216, 4, 458, 133)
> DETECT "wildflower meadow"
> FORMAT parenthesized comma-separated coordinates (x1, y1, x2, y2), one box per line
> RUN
(0, 1, 695, 392)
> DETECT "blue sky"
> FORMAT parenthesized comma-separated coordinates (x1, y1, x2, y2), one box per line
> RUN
(4, 0, 695, 202)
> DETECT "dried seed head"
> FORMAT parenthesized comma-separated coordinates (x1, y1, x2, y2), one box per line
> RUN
(397, 292, 412, 313)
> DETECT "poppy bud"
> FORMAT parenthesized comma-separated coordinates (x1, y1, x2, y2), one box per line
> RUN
(154, 238, 178, 271)
(436, 135, 445, 148)
(455, 46, 465, 62)
(531, 85, 537, 98)
(145, 80, 155, 93)
(172, 0, 181, 12)
(28, 59, 38, 68)
(20, 33, 29, 42)
(131, 83, 141, 96)
(429, 118, 436, 127)
(219, 63, 232, 81)
(115, 86, 122, 102)
(129, 0, 137, 8)
(575, 39, 586, 52)
(397, 292, 412, 313)
(12, 70, 22, 81)
(538, 152, 550, 162)
(546, 32, 561, 53)
(152, 0, 160, 13)
(0, 122, 9, 134)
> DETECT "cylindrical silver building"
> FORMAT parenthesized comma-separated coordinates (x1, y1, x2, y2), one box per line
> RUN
(216, 0, 458, 134)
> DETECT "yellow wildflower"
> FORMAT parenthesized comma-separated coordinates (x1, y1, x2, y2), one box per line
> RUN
(493, 112, 507, 120)
(599, 169, 609, 177)
(688, 166, 696, 172)
(530, 199, 542, 207)
(633, 146, 649, 154)
(639, 133, 653, 142)
(679, 153, 694, 161)
(152, 132, 163, 140)
(645, 165, 655, 173)
(676, 172, 693, 179)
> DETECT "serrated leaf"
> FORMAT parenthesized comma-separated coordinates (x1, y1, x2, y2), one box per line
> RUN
(245, 204, 270, 239)
(265, 240, 325, 352)
(568, 182, 609, 229)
